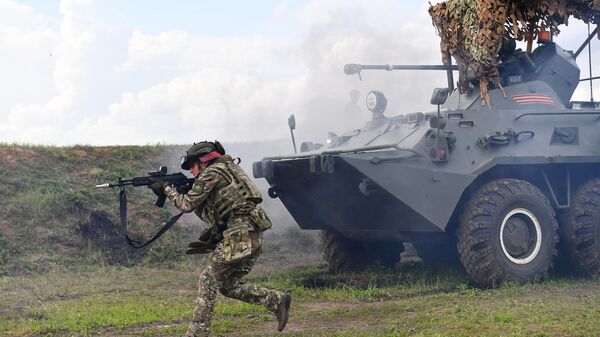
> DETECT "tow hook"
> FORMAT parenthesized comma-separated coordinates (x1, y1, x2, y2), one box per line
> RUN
(359, 179, 377, 195)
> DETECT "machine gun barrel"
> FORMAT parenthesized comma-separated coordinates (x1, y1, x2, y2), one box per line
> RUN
(344, 63, 459, 75)
(344, 62, 459, 91)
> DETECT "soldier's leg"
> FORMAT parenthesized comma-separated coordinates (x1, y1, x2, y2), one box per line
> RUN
(214, 231, 291, 331)
(215, 243, 284, 312)
(186, 262, 218, 337)
(219, 271, 284, 312)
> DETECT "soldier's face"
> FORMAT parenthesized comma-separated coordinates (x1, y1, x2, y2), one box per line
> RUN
(190, 161, 201, 176)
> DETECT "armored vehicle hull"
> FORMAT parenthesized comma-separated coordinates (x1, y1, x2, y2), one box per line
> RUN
(254, 41, 600, 287)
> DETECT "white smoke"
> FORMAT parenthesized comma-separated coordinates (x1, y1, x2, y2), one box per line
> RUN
(0, 0, 598, 146)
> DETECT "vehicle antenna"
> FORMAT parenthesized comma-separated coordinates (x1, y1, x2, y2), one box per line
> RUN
(287, 114, 297, 154)
(588, 23, 595, 102)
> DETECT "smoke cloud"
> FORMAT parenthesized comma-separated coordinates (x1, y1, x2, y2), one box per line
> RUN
(0, 0, 598, 146)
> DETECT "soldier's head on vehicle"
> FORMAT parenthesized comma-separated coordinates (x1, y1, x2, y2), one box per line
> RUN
(350, 89, 360, 103)
(181, 141, 226, 175)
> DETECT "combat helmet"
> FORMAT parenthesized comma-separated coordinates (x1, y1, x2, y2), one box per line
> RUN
(181, 141, 226, 170)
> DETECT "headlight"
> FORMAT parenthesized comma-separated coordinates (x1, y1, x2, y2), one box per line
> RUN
(366, 90, 387, 114)
(326, 132, 339, 147)
(366, 92, 378, 111)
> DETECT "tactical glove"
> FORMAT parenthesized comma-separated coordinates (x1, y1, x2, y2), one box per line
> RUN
(147, 178, 169, 197)
(176, 181, 193, 194)
(185, 241, 216, 254)
(197, 227, 214, 242)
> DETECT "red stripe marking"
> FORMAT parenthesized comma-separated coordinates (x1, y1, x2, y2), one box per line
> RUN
(513, 95, 553, 98)
(515, 101, 555, 105)
(514, 98, 554, 100)
(512, 94, 555, 105)
(514, 99, 554, 103)
(514, 97, 554, 100)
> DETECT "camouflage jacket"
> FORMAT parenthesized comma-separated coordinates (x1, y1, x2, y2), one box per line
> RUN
(165, 155, 271, 233)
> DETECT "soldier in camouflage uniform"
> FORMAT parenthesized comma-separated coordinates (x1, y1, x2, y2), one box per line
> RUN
(149, 141, 291, 337)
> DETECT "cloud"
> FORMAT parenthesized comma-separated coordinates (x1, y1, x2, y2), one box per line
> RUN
(117, 30, 190, 72)
(0, 1, 58, 121)
(86, 0, 443, 145)
(1, 0, 131, 144)
(0, 0, 598, 146)
(78, 31, 306, 144)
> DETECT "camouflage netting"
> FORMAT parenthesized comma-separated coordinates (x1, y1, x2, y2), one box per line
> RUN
(429, 0, 600, 107)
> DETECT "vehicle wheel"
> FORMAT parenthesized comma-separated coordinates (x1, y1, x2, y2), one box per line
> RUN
(458, 179, 558, 288)
(366, 241, 405, 267)
(320, 230, 403, 273)
(413, 239, 459, 266)
(564, 178, 600, 274)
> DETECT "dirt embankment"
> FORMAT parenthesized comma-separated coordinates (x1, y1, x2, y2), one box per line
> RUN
(0, 141, 301, 276)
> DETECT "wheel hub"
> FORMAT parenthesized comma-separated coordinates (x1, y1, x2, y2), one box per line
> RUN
(500, 208, 542, 264)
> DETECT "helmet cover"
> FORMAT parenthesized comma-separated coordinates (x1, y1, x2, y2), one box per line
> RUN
(181, 141, 226, 170)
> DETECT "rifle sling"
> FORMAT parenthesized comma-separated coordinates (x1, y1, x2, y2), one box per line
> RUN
(119, 188, 184, 249)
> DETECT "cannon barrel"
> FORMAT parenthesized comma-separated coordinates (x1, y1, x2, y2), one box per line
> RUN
(344, 63, 458, 75)
(344, 63, 459, 91)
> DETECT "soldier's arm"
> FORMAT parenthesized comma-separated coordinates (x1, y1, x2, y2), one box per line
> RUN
(164, 169, 220, 213)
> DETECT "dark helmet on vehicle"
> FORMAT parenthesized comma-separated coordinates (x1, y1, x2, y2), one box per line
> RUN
(181, 140, 226, 170)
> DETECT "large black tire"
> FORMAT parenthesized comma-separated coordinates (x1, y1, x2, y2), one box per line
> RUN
(320, 231, 403, 273)
(564, 178, 600, 274)
(458, 179, 558, 288)
(413, 238, 459, 266)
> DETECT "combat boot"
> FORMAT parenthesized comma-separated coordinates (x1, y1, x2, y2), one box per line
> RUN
(184, 326, 209, 337)
(275, 293, 292, 332)
(183, 332, 208, 337)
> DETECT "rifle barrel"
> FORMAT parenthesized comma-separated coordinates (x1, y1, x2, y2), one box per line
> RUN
(95, 180, 134, 188)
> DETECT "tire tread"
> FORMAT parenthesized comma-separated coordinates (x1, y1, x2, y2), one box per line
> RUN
(458, 179, 558, 288)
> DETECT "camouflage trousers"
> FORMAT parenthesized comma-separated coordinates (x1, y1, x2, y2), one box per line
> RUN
(186, 231, 284, 337)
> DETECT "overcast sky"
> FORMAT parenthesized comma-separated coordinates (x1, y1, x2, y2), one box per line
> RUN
(1, 0, 598, 145)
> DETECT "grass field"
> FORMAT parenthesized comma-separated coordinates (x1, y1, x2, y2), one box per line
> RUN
(2, 143, 600, 336)
(3, 252, 600, 337)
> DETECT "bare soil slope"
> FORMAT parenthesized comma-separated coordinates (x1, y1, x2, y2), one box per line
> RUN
(0, 142, 293, 276)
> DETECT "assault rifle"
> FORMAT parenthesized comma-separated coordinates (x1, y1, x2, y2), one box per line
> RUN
(96, 166, 195, 249)
(96, 165, 194, 207)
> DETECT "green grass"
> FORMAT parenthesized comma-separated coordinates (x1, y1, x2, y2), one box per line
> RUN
(0, 144, 196, 275)
(3, 262, 600, 337)
(3, 143, 600, 336)
(2, 295, 190, 335)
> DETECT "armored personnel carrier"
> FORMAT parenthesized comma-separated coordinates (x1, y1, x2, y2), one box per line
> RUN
(253, 29, 600, 287)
